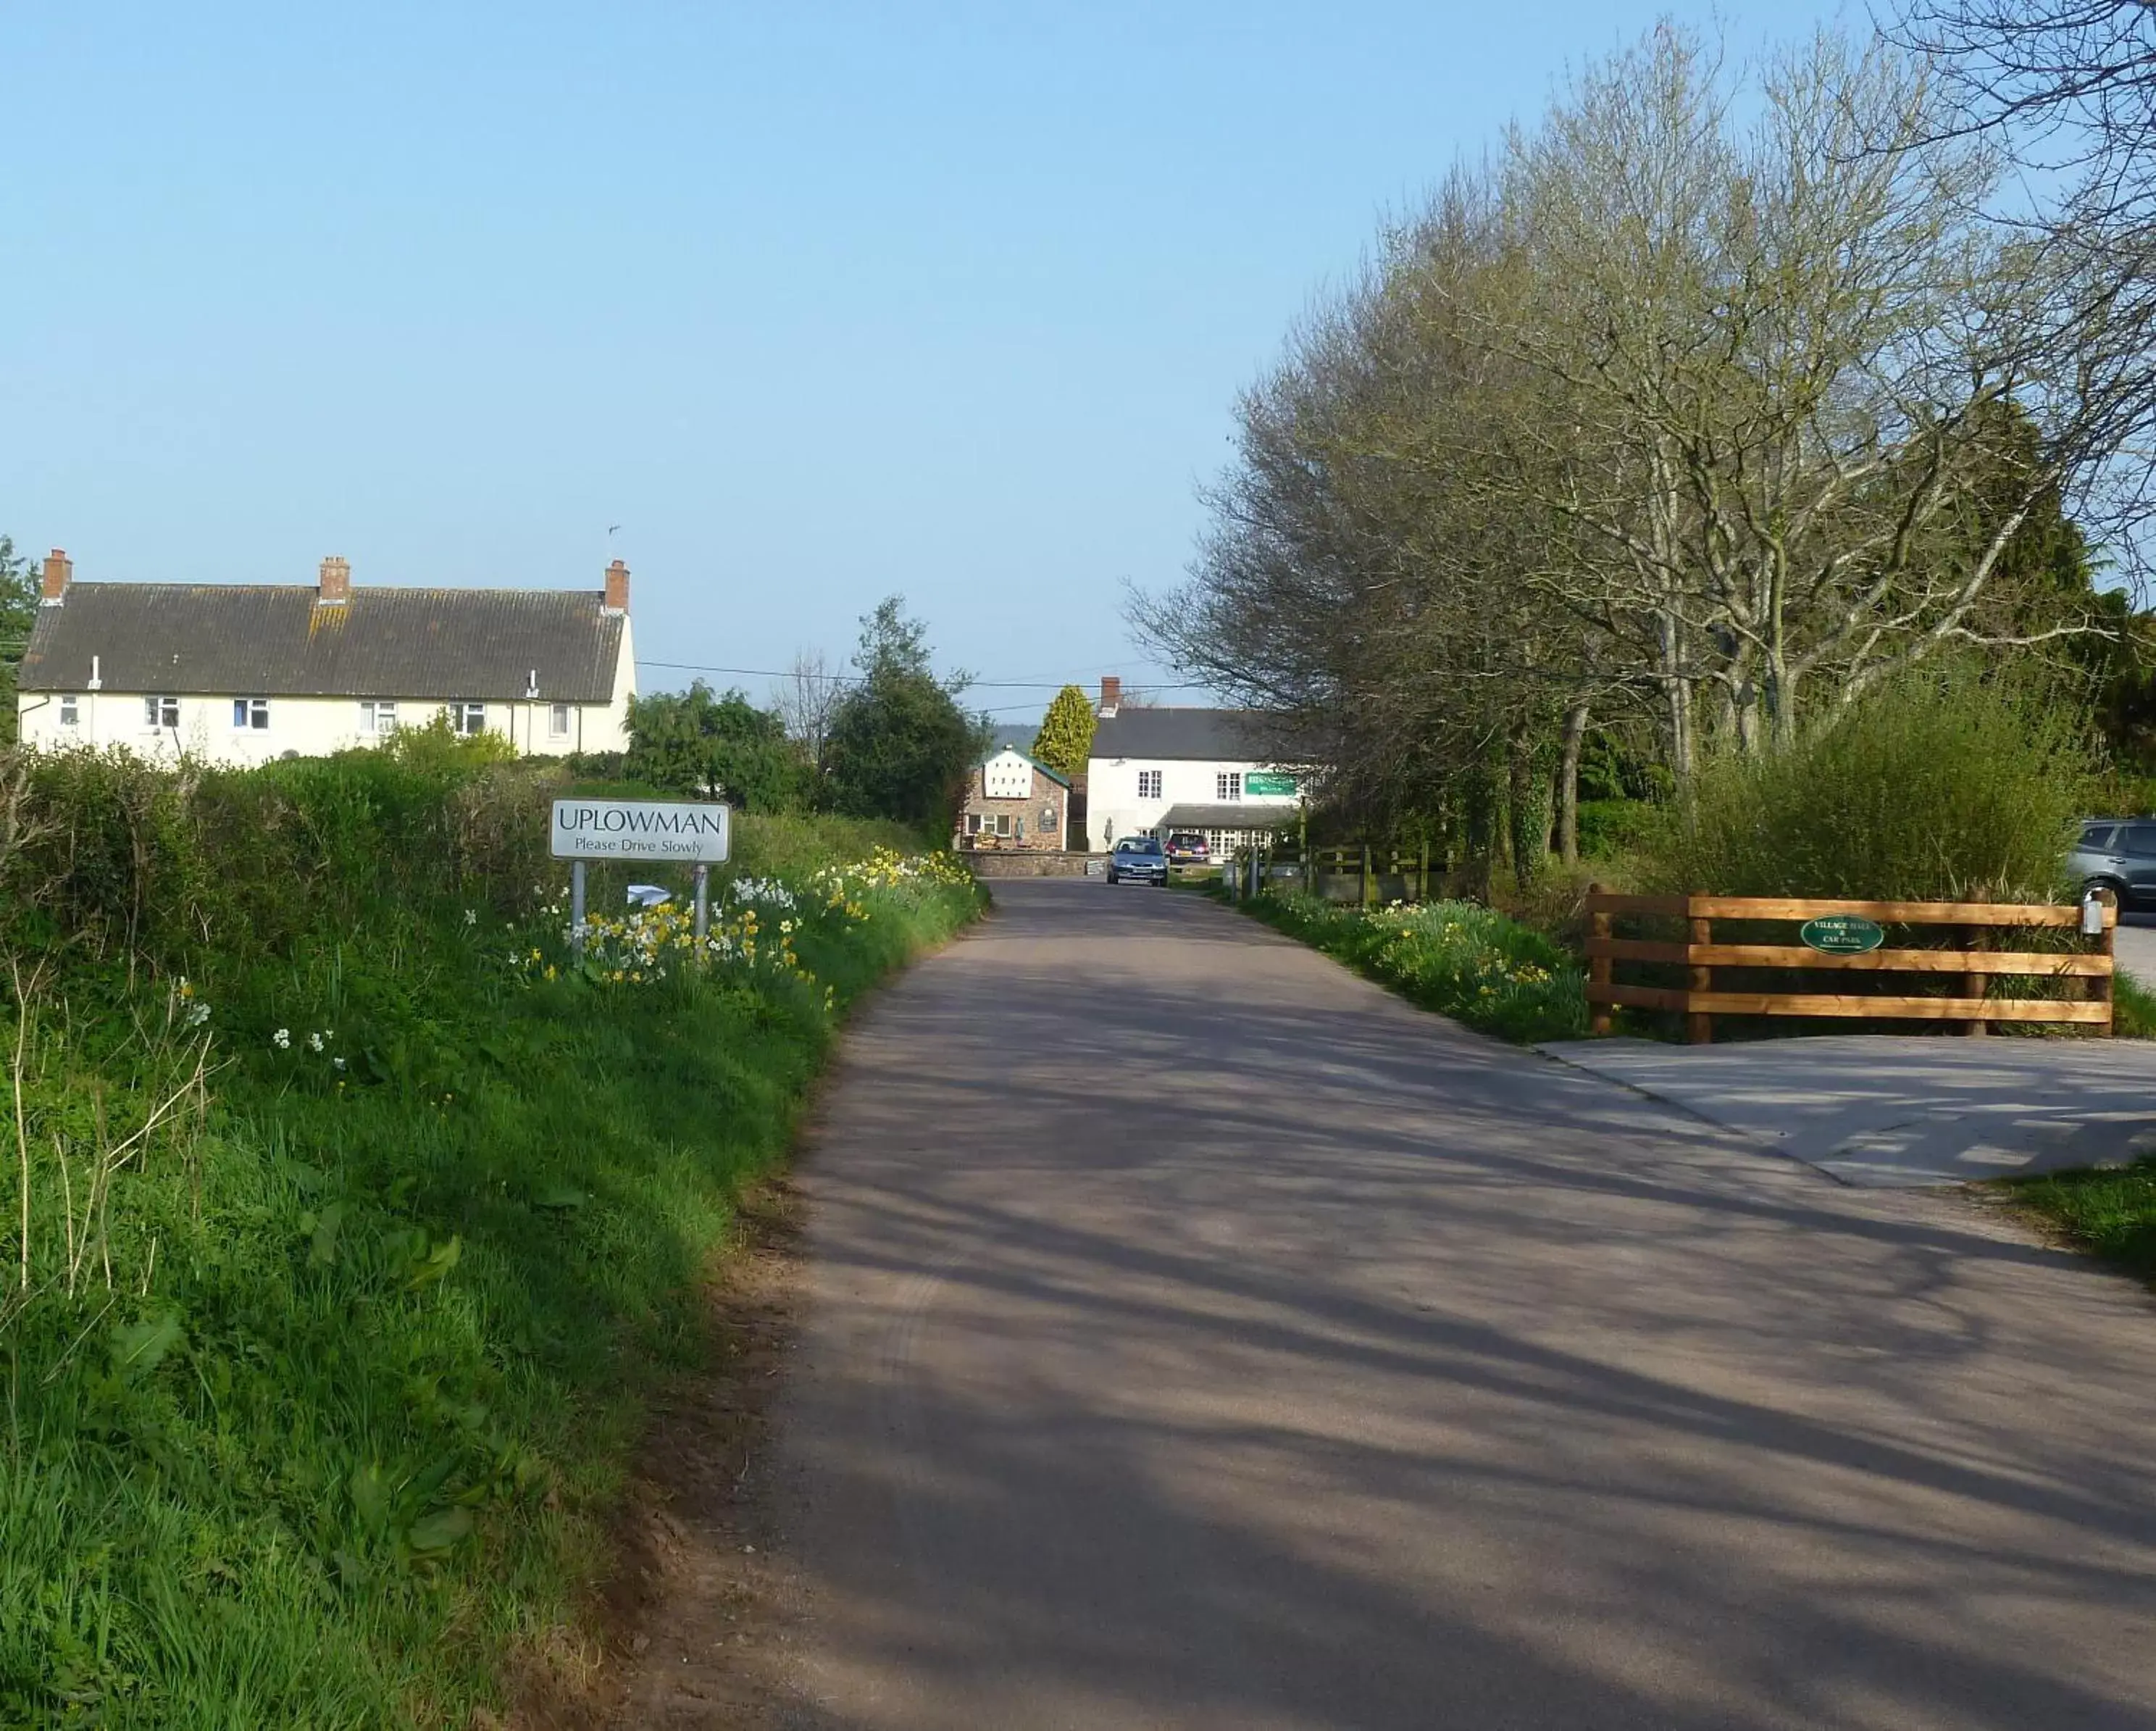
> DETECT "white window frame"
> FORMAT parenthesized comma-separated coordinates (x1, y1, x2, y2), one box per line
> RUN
(452, 701, 487, 736)
(360, 699, 398, 734)
(1216, 772, 1242, 801)
(1040, 804, 1058, 831)
(58, 695, 80, 727)
(233, 698, 270, 730)
(993, 812, 1013, 838)
(1137, 769, 1162, 799)
(548, 701, 572, 738)
(964, 812, 984, 835)
(143, 696, 179, 730)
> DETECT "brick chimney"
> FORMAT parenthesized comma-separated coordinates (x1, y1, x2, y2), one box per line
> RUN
(317, 555, 351, 606)
(603, 557, 630, 615)
(38, 549, 71, 606)
(1098, 675, 1121, 717)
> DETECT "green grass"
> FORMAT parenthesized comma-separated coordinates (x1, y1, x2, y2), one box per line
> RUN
(2113, 969, 2156, 1039)
(0, 746, 982, 1727)
(2004, 1159, 2156, 1283)
(1234, 890, 1587, 1044)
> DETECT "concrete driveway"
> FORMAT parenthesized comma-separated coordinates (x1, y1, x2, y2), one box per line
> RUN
(720, 881, 2156, 1730)
(1539, 1035, 2156, 1187)
(2115, 913, 2156, 987)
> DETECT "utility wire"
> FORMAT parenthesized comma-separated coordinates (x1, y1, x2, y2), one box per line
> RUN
(635, 656, 1206, 693)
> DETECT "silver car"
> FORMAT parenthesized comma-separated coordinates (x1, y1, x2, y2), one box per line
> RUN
(2068, 819, 2156, 910)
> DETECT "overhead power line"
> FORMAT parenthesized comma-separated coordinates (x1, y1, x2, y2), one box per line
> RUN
(635, 657, 1208, 693)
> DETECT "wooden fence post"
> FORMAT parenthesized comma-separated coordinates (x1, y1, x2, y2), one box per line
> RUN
(1961, 923, 1989, 1037)
(1687, 898, 1713, 1045)
(1362, 843, 1376, 908)
(1588, 884, 1612, 1037)
(2098, 889, 2117, 1035)
(1419, 840, 1431, 904)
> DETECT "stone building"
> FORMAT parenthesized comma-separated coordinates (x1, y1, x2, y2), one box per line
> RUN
(955, 746, 1071, 851)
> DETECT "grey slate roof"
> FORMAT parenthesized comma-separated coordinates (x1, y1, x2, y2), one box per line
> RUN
(1089, 707, 1307, 764)
(19, 584, 627, 702)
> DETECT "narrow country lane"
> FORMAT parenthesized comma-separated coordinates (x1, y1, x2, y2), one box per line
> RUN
(748, 883, 2156, 1728)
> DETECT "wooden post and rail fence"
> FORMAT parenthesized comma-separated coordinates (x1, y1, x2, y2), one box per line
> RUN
(1245, 843, 1436, 905)
(1584, 888, 2117, 1045)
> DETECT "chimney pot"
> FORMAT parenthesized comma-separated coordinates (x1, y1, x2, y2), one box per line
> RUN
(603, 557, 630, 614)
(317, 555, 351, 605)
(1098, 675, 1121, 715)
(39, 549, 72, 606)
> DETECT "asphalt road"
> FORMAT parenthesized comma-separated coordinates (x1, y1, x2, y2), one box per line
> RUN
(760, 881, 2156, 1730)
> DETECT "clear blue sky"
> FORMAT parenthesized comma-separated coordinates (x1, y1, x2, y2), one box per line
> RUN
(4, 1, 1842, 729)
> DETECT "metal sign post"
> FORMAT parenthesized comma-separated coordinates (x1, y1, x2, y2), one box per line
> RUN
(571, 859, 588, 963)
(550, 798, 731, 967)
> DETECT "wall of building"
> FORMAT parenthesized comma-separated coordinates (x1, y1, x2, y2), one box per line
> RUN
(17, 669, 632, 766)
(956, 758, 1071, 851)
(1082, 754, 1300, 852)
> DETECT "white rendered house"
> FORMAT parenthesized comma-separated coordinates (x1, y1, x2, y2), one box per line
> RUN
(15, 551, 637, 765)
(1083, 678, 1311, 854)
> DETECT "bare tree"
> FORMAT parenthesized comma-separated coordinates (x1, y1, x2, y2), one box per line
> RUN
(1138, 18, 2141, 864)
(772, 648, 843, 771)
(1893, 0, 2156, 565)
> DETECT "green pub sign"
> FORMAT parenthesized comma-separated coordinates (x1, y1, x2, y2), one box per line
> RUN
(1244, 772, 1298, 796)
(1799, 914, 1885, 955)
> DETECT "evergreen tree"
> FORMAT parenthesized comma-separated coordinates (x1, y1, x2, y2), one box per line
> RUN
(1030, 683, 1095, 778)
(624, 681, 806, 810)
(822, 596, 976, 826)
(0, 538, 37, 747)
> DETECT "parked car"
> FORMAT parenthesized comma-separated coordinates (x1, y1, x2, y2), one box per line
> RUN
(1106, 835, 1169, 887)
(1164, 831, 1211, 864)
(2069, 818, 2156, 909)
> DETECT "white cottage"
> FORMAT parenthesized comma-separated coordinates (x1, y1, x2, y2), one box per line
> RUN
(14, 550, 637, 764)
(1083, 678, 1311, 854)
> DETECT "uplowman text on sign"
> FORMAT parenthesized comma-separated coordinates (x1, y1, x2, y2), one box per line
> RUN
(550, 799, 732, 862)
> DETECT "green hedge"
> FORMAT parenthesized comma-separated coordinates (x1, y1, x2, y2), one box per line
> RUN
(0, 743, 981, 1727)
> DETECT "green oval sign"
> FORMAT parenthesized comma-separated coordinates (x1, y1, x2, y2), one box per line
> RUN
(1800, 914, 1884, 954)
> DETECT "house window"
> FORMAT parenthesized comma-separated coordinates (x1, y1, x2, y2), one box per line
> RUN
(360, 699, 398, 734)
(58, 696, 79, 727)
(965, 813, 984, 835)
(453, 702, 486, 736)
(1137, 769, 1162, 799)
(232, 698, 270, 730)
(143, 696, 179, 730)
(994, 813, 1012, 837)
(1040, 804, 1058, 832)
(549, 702, 571, 738)
(1216, 772, 1242, 801)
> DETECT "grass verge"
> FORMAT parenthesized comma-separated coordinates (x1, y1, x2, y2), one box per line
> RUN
(2002, 1160, 2156, 1284)
(0, 745, 982, 1727)
(1232, 890, 1587, 1044)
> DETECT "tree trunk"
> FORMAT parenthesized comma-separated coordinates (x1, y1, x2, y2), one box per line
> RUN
(1557, 701, 1589, 865)
(1507, 725, 1550, 893)
(1460, 761, 1497, 903)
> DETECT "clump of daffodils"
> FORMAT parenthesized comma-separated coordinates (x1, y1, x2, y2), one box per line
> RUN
(509, 847, 972, 1004)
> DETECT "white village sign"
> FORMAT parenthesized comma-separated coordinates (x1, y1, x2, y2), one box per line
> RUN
(549, 798, 732, 956)
(550, 798, 732, 862)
